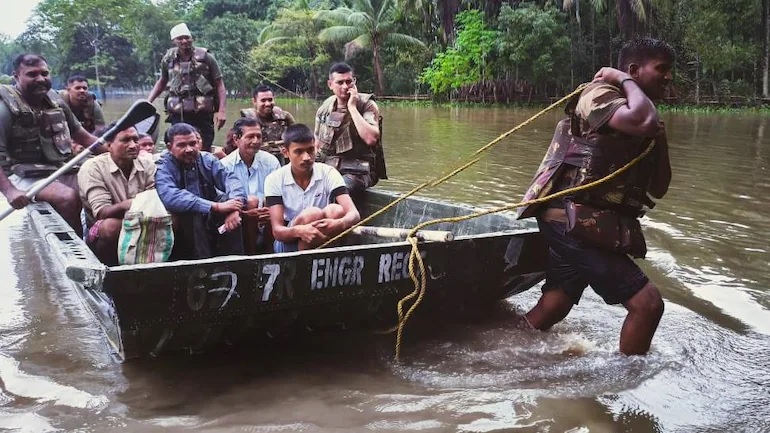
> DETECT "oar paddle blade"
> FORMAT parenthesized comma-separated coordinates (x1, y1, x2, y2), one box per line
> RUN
(100, 100, 157, 144)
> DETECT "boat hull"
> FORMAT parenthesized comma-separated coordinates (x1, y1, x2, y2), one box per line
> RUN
(25, 190, 546, 361)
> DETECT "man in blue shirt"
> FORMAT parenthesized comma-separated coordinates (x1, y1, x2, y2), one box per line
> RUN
(156, 122, 246, 259)
(220, 117, 280, 254)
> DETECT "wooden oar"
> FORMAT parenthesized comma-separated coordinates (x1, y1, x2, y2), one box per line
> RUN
(351, 226, 454, 242)
(0, 100, 157, 222)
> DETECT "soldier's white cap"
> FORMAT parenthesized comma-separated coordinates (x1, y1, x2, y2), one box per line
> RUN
(170, 23, 192, 40)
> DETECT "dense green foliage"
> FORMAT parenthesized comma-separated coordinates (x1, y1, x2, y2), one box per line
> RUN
(0, 0, 767, 103)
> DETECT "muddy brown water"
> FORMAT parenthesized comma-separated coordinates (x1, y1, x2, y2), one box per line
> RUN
(0, 98, 767, 432)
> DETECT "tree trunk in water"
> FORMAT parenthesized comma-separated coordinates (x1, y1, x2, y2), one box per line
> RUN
(372, 41, 385, 96)
(762, 0, 770, 98)
(695, 56, 700, 103)
(310, 67, 319, 98)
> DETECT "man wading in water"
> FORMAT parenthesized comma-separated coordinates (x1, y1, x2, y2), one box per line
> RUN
(517, 38, 674, 355)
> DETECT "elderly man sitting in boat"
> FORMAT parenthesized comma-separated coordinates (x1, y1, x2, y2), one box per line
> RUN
(220, 117, 280, 254)
(264, 123, 360, 252)
(78, 121, 156, 265)
(156, 122, 246, 259)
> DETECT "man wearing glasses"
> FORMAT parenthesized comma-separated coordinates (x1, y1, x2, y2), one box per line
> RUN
(314, 62, 385, 196)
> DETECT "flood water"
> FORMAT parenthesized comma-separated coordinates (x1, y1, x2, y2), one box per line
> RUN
(0, 97, 768, 432)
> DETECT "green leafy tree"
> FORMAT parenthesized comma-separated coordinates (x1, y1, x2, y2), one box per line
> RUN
(199, 13, 265, 94)
(496, 5, 570, 92)
(318, 0, 426, 95)
(419, 9, 497, 96)
(255, 5, 334, 96)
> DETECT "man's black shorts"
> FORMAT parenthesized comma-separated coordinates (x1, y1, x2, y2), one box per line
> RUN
(537, 218, 649, 305)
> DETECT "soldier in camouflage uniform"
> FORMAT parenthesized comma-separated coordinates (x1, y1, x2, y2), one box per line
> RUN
(314, 62, 386, 196)
(147, 23, 227, 152)
(240, 85, 295, 165)
(517, 38, 674, 356)
(0, 54, 100, 235)
(59, 75, 105, 134)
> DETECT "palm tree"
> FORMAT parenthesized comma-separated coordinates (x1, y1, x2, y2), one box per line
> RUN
(563, 0, 652, 39)
(259, 3, 331, 97)
(318, 0, 426, 95)
(396, 0, 460, 45)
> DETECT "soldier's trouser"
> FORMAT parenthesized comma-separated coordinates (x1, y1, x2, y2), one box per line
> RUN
(342, 172, 378, 197)
(170, 111, 215, 152)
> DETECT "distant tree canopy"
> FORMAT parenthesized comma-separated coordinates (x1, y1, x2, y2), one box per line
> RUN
(0, 0, 766, 102)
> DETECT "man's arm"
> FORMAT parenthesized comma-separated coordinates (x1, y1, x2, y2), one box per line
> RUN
(207, 55, 227, 129)
(285, 111, 296, 126)
(61, 102, 105, 154)
(593, 67, 661, 138)
(648, 125, 671, 199)
(147, 65, 169, 103)
(92, 101, 106, 129)
(78, 162, 130, 219)
(155, 159, 215, 214)
(332, 193, 360, 229)
(347, 88, 379, 146)
(209, 154, 246, 202)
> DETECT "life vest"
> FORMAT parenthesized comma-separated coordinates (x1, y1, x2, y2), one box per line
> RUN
(163, 47, 216, 114)
(239, 107, 290, 144)
(315, 94, 387, 179)
(518, 83, 656, 220)
(0, 85, 73, 173)
(59, 89, 96, 133)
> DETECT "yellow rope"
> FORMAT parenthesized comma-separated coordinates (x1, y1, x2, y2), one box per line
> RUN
(318, 83, 589, 249)
(391, 139, 657, 361)
(307, 81, 650, 361)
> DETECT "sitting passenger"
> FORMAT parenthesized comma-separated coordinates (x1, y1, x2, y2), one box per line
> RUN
(156, 122, 246, 259)
(211, 128, 237, 159)
(264, 124, 360, 252)
(78, 123, 156, 265)
(137, 133, 155, 156)
(221, 117, 280, 254)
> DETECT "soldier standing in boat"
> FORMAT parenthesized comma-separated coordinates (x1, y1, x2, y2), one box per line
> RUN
(0, 54, 100, 235)
(147, 23, 227, 152)
(59, 75, 106, 135)
(516, 38, 674, 355)
(240, 85, 295, 165)
(314, 62, 386, 196)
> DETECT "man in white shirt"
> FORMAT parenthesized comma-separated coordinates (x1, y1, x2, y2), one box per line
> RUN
(221, 117, 280, 253)
(264, 123, 360, 252)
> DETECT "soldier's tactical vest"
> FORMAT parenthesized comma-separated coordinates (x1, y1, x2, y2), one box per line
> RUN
(59, 89, 96, 133)
(518, 84, 656, 220)
(239, 107, 290, 144)
(0, 85, 73, 173)
(315, 94, 387, 179)
(163, 47, 216, 114)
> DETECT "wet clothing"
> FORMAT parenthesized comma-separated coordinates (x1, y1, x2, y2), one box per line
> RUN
(59, 90, 105, 133)
(520, 82, 664, 305)
(240, 107, 295, 164)
(0, 85, 82, 176)
(538, 219, 649, 305)
(314, 95, 381, 195)
(156, 151, 245, 259)
(161, 47, 223, 152)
